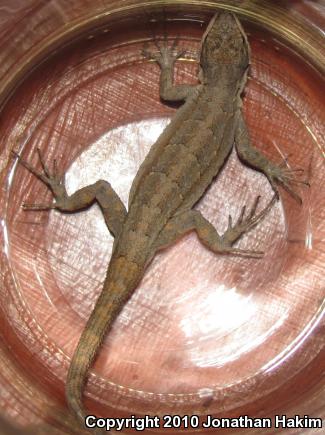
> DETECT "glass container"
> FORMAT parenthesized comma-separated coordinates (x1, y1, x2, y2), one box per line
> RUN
(0, 1, 324, 434)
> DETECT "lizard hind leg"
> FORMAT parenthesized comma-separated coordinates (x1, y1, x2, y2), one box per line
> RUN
(155, 195, 276, 259)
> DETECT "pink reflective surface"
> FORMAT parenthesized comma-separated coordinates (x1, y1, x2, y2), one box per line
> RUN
(0, 2, 324, 434)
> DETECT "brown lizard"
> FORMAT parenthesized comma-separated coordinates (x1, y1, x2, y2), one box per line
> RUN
(13, 11, 306, 432)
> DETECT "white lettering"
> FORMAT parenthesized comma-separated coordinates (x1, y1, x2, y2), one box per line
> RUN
(85, 415, 96, 428)
(275, 415, 322, 429)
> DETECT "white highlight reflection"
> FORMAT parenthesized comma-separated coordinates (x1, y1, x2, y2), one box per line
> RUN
(66, 118, 169, 208)
(181, 285, 256, 337)
(1, 219, 9, 257)
(180, 284, 289, 369)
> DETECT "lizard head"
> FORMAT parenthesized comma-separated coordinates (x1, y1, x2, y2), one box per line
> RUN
(200, 11, 250, 82)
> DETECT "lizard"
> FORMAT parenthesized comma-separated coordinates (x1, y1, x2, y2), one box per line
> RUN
(13, 11, 306, 432)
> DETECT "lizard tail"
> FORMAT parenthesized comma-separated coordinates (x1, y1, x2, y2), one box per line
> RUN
(66, 256, 140, 431)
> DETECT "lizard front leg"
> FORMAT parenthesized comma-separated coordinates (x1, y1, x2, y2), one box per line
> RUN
(155, 195, 276, 258)
(235, 112, 308, 204)
(13, 149, 127, 237)
(143, 37, 196, 102)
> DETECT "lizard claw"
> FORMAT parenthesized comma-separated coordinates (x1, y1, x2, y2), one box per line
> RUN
(223, 247, 265, 259)
(142, 37, 186, 69)
(12, 149, 50, 185)
(22, 202, 56, 211)
(221, 194, 277, 255)
(12, 149, 67, 209)
(268, 158, 309, 205)
(142, 43, 157, 62)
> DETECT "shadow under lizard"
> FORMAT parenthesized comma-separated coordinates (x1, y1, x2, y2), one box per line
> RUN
(14, 11, 306, 432)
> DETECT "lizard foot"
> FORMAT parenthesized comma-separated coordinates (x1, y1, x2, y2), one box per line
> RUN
(267, 159, 309, 205)
(12, 148, 67, 210)
(142, 36, 186, 69)
(220, 194, 277, 258)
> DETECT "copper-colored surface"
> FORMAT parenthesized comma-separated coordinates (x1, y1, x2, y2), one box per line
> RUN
(0, 1, 324, 434)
